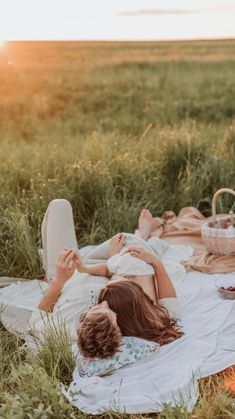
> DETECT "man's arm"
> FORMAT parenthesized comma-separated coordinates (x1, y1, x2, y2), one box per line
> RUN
(77, 261, 113, 278)
(38, 278, 64, 312)
(38, 248, 78, 312)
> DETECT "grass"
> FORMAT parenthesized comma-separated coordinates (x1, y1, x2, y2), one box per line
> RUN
(1, 323, 235, 419)
(0, 40, 235, 417)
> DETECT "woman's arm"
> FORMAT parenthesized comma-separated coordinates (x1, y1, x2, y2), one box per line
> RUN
(152, 259, 176, 299)
(123, 246, 176, 299)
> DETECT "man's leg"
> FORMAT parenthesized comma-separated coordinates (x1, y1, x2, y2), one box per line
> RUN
(85, 209, 157, 263)
(41, 199, 79, 281)
(135, 209, 153, 240)
(136, 209, 168, 257)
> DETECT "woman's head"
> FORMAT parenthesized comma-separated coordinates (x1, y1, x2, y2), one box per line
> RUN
(77, 301, 121, 359)
(98, 280, 183, 345)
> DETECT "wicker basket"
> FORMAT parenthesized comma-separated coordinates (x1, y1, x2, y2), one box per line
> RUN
(201, 188, 235, 256)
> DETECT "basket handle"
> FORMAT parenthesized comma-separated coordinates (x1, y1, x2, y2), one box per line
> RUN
(212, 188, 235, 221)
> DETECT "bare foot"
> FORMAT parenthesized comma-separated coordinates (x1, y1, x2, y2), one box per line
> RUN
(138, 209, 153, 240)
(162, 210, 177, 224)
(152, 217, 164, 230)
(151, 216, 164, 237)
(151, 226, 164, 238)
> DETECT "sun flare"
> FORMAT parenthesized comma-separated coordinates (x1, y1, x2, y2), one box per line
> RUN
(0, 41, 6, 48)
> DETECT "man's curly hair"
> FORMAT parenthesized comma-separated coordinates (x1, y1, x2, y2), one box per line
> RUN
(77, 312, 121, 359)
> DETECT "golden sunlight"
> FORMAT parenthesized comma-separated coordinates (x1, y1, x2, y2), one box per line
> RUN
(0, 41, 6, 48)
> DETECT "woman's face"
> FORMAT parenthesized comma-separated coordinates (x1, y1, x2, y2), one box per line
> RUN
(85, 300, 117, 326)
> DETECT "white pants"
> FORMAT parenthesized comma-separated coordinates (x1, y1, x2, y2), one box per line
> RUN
(41, 199, 79, 281)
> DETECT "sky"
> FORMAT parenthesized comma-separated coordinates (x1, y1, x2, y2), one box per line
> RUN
(0, 0, 235, 41)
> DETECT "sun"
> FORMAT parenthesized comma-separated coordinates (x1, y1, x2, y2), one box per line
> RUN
(0, 41, 6, 49)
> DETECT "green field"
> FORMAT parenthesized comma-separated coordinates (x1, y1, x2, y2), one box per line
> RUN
(1, 40, 235, 417)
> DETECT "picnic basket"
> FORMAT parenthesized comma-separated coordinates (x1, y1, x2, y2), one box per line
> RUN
(201, 188, 235, 256)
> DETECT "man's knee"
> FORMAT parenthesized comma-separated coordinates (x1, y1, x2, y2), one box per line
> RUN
(48, 199, 72, 213)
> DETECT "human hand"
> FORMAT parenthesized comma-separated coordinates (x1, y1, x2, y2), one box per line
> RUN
(109, 233, 126, 257)
(75, 251, 88, 273)
(53, 248, 78, 287)
(123, 246, 162, 267)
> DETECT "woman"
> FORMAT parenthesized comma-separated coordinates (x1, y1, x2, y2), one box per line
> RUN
(77, 246, 183, 359)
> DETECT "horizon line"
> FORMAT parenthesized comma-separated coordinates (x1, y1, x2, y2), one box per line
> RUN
(2, 36, 235, 43)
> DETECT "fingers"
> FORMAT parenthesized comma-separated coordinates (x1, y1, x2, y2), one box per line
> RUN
(65, 250, 77, 263)
(129, 251, 143, 260)
(122, 246, 144, 255)
(57, 248, 78, 266)
(57, 248, 71, 264)
(66, 251, 79, 272)
(75, 252, 82, 264)
(119, 233, 126, 246)
(61, 249, 73, 262)
(113, 233, 126, 242)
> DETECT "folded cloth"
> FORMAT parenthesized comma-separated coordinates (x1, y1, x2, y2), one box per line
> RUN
(107, 250, 154, 277)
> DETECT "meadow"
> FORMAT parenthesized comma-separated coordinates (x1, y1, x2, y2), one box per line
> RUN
(0, 40, 235, 417)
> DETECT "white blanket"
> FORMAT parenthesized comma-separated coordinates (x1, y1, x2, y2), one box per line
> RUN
(63, 271, 235, 414)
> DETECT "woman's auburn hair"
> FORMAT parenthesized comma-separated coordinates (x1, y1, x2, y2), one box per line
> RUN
(77, 312, 121, 359)
(98, 281, 183, 345)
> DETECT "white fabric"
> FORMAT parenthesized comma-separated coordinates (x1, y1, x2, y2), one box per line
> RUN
(62, 271, 235, 414)
(160, 297, 181, 320)
(0, 280, 48, 335)
(41, 199, 79, 281)
(146, 235, 169, 256)
(107, 251, 155, 276)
